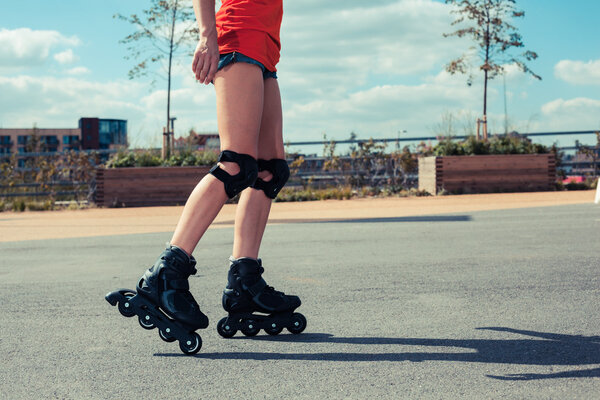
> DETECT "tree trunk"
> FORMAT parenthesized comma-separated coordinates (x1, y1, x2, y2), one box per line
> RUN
(483, 68, 488, 140)
(165, 3, 178, 159)
(482, 5, 491, 141)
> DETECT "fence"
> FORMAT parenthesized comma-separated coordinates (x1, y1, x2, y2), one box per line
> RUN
(1, 131, 598, 204)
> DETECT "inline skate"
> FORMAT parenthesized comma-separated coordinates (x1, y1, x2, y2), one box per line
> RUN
(216, 257, 306, 338)
(105, 245, 208, 355)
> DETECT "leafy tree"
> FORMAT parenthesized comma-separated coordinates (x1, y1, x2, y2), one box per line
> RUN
(115, 0, 199, 157)
(444, 0, 541, 139)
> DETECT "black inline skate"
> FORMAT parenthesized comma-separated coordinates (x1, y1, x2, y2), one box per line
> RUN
(216, 257, 306, 338)
(105, 245, 208, 355)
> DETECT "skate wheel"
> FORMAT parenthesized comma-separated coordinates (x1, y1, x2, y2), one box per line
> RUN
(240, 319, 260, 337)
(159, 328, 176, 343)
(138, 314, 155, 330)
(265, 323, 283, 336)
(117, 293, 136, 318)
(217, 317, 237, 338)
(287, 313, 306, 334)
(179, 333, 202, 355)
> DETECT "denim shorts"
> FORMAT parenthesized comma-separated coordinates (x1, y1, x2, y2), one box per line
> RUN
(217, 52, 278, 80)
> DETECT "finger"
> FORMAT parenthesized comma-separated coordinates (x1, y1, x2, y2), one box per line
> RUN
(199, 55, 216, 83)
(204, 59, 219, 85)
(195, 57, 206, 81)
(198, 63, 209, 83)
(192, 52, 199, 73)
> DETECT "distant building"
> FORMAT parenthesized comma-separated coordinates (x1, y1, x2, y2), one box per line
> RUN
(0, 118, 127, 156)
(173, 131, 220, 151)
(80, 118, 127, 150)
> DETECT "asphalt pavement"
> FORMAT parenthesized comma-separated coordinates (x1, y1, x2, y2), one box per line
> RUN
(1, 203, 599, 399)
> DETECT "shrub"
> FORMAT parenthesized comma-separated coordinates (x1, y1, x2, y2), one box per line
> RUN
(13, 200, 26, 212)
(428, 135, 550, 157)
(106, 149, 219, 168)
(26, 200, 54, 211)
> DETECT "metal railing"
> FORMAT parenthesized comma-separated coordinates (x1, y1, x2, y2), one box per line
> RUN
(1, 130, 598, 202)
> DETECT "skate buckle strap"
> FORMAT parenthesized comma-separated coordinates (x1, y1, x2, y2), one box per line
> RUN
(244, 278, 267, 298)
(163, 279, 190, 291)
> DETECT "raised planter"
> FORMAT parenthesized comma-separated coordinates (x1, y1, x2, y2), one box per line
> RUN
(418, 154, 556, 195)
(95, 166, 211, 207)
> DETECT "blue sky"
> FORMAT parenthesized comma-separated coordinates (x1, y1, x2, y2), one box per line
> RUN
(1, 0, 599, 151)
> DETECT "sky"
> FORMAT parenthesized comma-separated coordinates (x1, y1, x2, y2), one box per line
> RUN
(1, 0, 599, 152)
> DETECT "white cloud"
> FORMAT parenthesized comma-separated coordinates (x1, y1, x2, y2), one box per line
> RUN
(54, 49, 78, 65)
(0, 74, 145, 130)
(66, 67, 91, 75)
(555, 60, 600, 86)
(1, 1, 580, 150)
(540, 97, 600, 130)
(0, 28, 80, 68)
(283, 69, 482, 142)
(0, 73, 218, 148)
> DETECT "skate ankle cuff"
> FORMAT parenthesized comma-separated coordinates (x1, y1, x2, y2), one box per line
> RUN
(229, 256, 261, 264)
(168, 245, 197, 267)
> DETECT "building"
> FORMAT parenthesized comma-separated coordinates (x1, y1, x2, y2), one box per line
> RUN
(173, 131, 220, 151)
(0, 118, 127, 156)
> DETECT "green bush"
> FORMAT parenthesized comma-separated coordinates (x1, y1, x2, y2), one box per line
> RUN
(26, 200, 54, 211)
(429, 135, 550, 157)
(164, 150, 219, 167)
(135, 152, 162, 167)
(13, 200, 26, 212)
(106, 151, 136, 168)
(106, 149, 219, 168)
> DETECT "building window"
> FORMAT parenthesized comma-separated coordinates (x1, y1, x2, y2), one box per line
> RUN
(18, 135, 29, 145)
(63, 135, 79, 145)
(41, 135, 59, 146)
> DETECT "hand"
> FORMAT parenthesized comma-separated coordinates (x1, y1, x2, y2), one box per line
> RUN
(192, 33, 219, 85)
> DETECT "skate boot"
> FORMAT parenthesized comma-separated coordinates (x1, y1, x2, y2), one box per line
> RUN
(216, 257, 306, 338)
(105, 245, 208, 355)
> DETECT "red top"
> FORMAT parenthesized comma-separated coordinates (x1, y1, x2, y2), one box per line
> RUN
(216, 0, 284, 72)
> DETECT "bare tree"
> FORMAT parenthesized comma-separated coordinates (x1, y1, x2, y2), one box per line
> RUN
(115, 0, 198, 157)
(444, 0, 541, 139)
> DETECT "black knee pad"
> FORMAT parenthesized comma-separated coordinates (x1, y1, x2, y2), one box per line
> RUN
(210, 150, 258, 198)
(251, 158, 290, 199)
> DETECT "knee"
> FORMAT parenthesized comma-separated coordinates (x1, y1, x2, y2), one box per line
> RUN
(210, 150, 258, 198)
(251, 158, 290, 199)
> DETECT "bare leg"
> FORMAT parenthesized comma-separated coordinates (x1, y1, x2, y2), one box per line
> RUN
(170, 63, 265, 255)
(232, 78, 284, 259)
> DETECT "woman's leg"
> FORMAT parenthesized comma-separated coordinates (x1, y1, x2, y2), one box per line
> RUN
(170, 62, 265, 255)
(218, 79, 304, 338)
(232, 77, 284, 259)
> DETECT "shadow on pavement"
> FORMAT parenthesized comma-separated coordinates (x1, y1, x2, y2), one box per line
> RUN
(155, 327, 600, 380)
(317, 215, 472, 224)
(213, 215, 472, 226)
